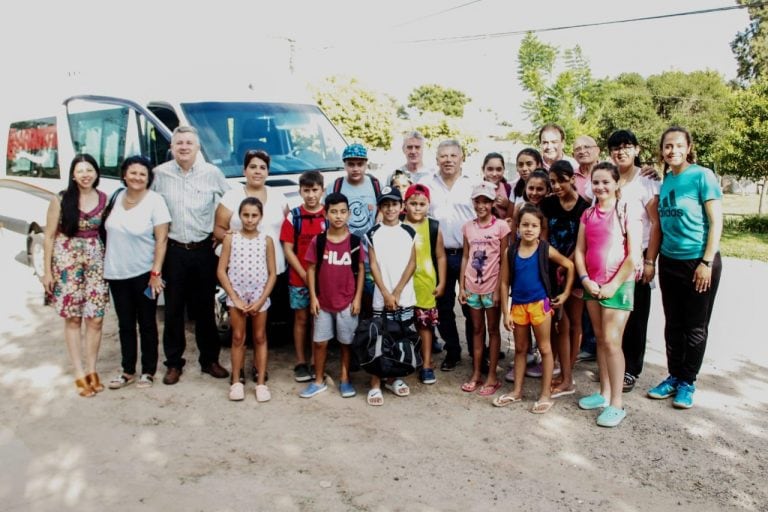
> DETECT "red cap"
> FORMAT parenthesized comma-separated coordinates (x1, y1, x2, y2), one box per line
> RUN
(404, 183, 430, 202)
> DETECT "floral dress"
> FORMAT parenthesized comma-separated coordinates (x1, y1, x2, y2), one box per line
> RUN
(226, 232, 270, 312)
(50, 191, 110, 318)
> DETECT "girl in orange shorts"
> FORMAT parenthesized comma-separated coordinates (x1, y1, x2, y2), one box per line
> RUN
(496, 204, 574, 413)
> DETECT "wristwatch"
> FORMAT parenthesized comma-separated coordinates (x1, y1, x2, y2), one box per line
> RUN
(700, 259, 712, 268)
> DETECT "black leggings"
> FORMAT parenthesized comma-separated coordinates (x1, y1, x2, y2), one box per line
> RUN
(658, 253, 722, 383)
(109, 272, 159, 375)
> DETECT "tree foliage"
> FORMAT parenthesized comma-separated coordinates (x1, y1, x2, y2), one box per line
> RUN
(312, 76, 396, 149)
(408, 84, 471, 118)
(517, 33, 603, 146)
(731, 0, 768, 84)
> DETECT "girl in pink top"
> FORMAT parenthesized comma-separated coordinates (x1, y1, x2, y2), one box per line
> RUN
(459, 182, 511, 396)
(574, 162, 641, 428)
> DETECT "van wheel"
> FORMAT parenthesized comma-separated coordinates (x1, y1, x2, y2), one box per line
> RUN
(27, 232, 45, 277)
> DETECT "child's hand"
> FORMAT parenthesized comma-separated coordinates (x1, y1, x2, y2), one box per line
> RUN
(384, 292, 397, 310)
(351, 298, 361, 316)
(433, 283, 446, 298)
(233, 297, 248, 312)
(597, 281, 618, 300)
(458, 289, 467, 305)
(551, 293, 568, 308)
(310, 297, 320, 317)
(503, 314, 514, 331)
(642, 263, 655, 284)
(250, 300, 265, 315)
(583, 278, 600, 297)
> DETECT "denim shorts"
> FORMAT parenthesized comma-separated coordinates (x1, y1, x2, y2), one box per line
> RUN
(313, 305, 358, 344)
(289, 286, 310, 310)
(465, 292, 495, 310)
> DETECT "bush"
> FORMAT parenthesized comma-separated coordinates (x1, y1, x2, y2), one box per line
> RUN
(739, 215, 768, 233)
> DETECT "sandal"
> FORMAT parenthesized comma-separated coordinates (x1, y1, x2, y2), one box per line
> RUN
(136, 374, 154, 389)
(255, 384, 271, 402)
(367, 388, 384, 406)
(492, 393, 521, 407)
(384, 379, 410, 397)
(108, 373, 135, 390)
(75, 377, 96, 397)
(531, 400, 554, 414)
(551, 382, 576, 398)
(478, 381, 502, 396)
(85, 372, 105, 393)
(461, 380, 483, 392)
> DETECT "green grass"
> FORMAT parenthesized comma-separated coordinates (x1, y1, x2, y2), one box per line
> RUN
(720, 227, 768, 262)
(719, 193, 768, 262)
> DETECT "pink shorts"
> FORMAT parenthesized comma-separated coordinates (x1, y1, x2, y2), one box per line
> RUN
(511, 298, 552, 327)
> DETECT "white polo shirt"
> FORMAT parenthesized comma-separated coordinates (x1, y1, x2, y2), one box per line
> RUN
(419, 172, 476, 250)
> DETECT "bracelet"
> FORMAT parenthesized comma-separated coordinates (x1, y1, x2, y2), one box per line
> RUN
(643, 259, 655, 266)
(150, 271, 162, 277)
(579, 275, 589, 282)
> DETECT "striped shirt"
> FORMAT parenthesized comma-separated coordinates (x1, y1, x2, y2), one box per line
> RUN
(151, 159, 230, 243)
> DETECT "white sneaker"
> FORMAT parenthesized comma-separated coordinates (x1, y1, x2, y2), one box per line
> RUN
(229, 382, 245, 401)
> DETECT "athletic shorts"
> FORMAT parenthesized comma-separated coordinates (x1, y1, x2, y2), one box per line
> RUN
(466, 292, 495, 310)
(313, 305, 358, 344)
(289, 286, 310, 310)
(414, 307, 439, 329)
(511, 298, 552, 327)
(583, 281, 635, 311)
(373, 307, 414, 323)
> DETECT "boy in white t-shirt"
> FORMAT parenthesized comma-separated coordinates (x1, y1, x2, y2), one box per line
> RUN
(365, 186, 417, 406)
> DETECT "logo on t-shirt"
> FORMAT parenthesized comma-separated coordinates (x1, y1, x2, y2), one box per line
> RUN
(659, 190, 683, 218)
(324, 249, 351, 266)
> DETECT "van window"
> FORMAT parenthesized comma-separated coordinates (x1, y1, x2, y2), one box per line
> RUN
(181, 102, 346, 178)
(6, 117, 60, 178)
(67, 99, 170, 179)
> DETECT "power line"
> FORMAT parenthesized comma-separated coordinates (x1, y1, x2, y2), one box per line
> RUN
(396, 2, 768, 45)
(392, 0, 485, 28)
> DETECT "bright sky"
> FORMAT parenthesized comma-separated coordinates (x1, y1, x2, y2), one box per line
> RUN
(0, 0, 750, 129)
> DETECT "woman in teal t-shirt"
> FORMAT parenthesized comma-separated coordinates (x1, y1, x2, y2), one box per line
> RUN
(648, 127, 723, 410)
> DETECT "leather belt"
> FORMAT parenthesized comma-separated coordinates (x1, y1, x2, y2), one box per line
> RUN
(445, 248, 463, 256)
(168, 236, 212, 250)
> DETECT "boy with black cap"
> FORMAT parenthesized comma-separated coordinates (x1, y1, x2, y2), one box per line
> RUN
(365, 186, 417, 405)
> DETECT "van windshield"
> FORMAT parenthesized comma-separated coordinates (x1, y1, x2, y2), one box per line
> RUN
(181, 102, 346, 178)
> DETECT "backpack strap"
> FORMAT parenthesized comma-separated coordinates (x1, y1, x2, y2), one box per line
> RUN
(427, 218, 440, 287)
(368, 174, 382, 198)
(315, 232, 328, 281)
(333, 177, 344, 194)
(290, 206, 303, 248)
(537, 239, 553, 299)
(350, 234, 361, 279)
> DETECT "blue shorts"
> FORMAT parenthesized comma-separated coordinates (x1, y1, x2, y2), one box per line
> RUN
(289, 286, 309, 310)
(466, 292, 495, 310)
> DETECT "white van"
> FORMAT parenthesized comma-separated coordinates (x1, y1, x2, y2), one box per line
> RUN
(0, 87, 348, 276)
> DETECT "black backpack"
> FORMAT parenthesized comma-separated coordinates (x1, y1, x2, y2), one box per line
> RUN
(351, 314, 422, 378)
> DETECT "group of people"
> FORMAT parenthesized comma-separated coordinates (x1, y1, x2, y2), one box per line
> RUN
(42, 123, 722, 428)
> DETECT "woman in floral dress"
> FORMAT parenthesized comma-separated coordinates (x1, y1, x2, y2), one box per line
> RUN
(42, 154, 110, 397)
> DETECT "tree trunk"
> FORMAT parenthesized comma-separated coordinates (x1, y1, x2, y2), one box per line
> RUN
(760, 178, 766, 216)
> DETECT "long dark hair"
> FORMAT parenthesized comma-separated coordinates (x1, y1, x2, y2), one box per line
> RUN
(607, 129, 642, 167)
(659, 126, 696, 171)
(513, 148, 543, 199)
(60, 154, 101, 237)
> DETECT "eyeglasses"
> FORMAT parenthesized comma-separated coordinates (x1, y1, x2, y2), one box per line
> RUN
(610, 145, 635, 154)
(573, 145, 596, 153)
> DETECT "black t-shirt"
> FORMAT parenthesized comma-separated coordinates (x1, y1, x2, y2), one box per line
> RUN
(541, 195, 590, 257)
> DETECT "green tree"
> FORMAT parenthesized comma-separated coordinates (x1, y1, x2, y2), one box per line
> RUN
(312, 76, 396, 149)
(408, 84, 471, 118)
(715, 79, 768, 213)
(731, 0, 768, 84)
(517, 33, 603, 145)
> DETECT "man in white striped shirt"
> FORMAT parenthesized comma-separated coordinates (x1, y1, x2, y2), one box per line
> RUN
(152, 126, 231, 385)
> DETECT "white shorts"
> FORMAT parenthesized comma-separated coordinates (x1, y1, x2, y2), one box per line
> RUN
(313, 305, 358, 344)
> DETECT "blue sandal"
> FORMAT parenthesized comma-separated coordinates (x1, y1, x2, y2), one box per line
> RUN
(578, 393, 608, 410)
(596, 406, 626, 427)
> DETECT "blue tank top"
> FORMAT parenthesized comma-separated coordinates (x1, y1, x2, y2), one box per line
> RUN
(511, 247, 547, 304)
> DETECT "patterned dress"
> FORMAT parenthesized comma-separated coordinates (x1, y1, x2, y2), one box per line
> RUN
(51, 191, 110, 318)
(226, 232, 270, 312)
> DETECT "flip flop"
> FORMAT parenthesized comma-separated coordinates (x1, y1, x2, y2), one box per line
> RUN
(492, 393, 522, 407)
(477, 381, 502, 396)
(367, 388, 384, 406)
(531, 400, 554, 414)
(550, 385, 576, 398)
(461, 380, 483, 392)
(384, 379, 410, 397)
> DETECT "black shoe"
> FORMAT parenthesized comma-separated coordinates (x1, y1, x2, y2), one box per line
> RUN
(201, 362, 229, 379)
(440, 357, 461, 372)
(293, 364, 312, 382)
(623, 373, 636, 393)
